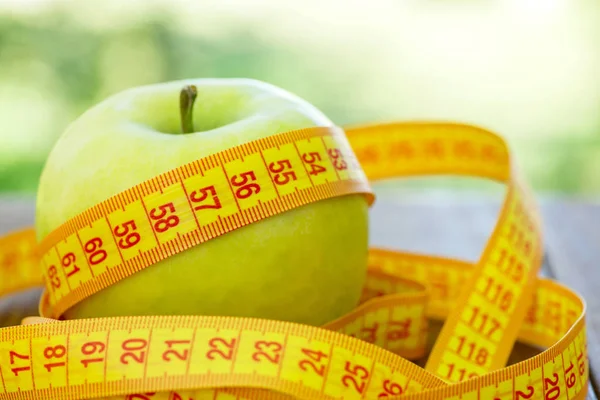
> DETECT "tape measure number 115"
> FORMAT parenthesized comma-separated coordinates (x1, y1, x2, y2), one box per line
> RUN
(0, 121, 589, 400)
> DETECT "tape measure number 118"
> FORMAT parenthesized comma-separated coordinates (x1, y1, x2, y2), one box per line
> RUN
(0, 121, 589, 400)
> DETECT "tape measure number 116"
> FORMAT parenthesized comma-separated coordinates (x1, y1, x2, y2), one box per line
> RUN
(0, 121, 589, 400)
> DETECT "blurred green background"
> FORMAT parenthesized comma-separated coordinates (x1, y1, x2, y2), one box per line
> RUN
(0, 0, 599, 197)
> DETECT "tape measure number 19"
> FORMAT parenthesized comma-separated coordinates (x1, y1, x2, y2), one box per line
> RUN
(0, 122, 589, 400)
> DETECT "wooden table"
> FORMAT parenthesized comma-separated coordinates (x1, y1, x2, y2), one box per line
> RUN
(1, 192, 598, 399)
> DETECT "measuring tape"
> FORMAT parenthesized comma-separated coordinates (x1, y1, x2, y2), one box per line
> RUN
(0, 122, 588, 400)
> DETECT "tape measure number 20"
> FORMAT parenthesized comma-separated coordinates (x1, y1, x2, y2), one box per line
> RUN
(0, 122, 589, 400)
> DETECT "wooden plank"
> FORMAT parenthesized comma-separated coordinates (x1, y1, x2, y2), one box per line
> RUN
(371, 192, 598, 398)
(541, 199, 600, 399)
(0, 196, 40, 327)
(0, 194, 597, 398)
(0, 195, 36, 235)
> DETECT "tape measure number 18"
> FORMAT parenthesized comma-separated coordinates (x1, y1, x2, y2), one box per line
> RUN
(0, 122, 589, 400)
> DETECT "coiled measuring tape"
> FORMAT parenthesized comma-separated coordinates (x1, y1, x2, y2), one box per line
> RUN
(0, 122, 588, 400)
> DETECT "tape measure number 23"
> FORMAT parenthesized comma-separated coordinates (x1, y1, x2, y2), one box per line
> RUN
(0, 122, 589, 400)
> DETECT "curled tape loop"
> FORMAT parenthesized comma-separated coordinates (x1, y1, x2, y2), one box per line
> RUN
(0, 122, 589, 400)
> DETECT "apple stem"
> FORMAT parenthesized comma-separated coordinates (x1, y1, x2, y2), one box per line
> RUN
(180, 85, 198, 134)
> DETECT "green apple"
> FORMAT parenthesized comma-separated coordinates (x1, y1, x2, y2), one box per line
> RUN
(35, 78, 369, 326)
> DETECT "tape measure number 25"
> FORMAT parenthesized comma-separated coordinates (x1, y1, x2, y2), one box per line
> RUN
(0, 122, 589, 400)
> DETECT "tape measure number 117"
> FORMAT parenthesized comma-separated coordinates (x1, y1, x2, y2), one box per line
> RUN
(0, 121, 589, 400)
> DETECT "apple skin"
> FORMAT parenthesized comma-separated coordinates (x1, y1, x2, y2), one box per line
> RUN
(35, 78, 369, 326)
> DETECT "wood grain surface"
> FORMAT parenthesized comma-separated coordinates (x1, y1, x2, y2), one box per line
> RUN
(0, 192, 597, 398)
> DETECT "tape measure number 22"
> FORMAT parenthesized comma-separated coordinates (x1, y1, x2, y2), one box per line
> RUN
(0, 122, 589, 400)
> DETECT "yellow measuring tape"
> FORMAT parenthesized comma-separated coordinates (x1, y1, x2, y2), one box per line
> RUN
(0, 122, 588, 400)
